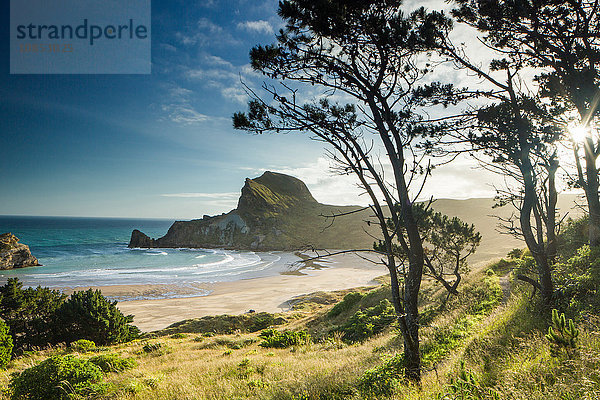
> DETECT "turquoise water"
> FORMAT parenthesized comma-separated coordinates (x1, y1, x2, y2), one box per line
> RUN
(0, 216, 298, 299)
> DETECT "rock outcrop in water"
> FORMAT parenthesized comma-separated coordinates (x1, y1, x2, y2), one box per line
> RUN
(0, 233, 40, 269)
(129, 171, 375, 251)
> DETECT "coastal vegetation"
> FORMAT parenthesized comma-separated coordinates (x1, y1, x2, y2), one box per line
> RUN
(0, 280, 138, 354)
(0, 227, 599, 399)
(2, 0, 600, 398)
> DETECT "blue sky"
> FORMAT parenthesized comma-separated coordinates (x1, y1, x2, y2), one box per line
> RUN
(1, 0, 501, 219)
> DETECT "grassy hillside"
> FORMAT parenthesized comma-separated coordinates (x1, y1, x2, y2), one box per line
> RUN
(3, 247, 599, 400)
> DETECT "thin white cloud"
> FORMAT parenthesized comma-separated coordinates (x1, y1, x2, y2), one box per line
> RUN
(237, 20, 274, 35)
(181, 56, 260, 105)
(159, 43, 177, 52)
(159, 83, 227, 126)
(175, 18, 240, 47)
(162, 105, 209, 125)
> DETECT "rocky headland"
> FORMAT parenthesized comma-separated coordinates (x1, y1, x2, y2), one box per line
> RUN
(0, 233, 40, 269)
(129, 171, 376, 251)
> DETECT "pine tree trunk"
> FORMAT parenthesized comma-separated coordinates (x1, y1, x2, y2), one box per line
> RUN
(546, 158, 558, 262)
(403, 325, 421, 382)
(401, 217, 423, 382)
(584, 140, 600, 246)
(520, 158, 554, 303)
(386, 252, 421, 382)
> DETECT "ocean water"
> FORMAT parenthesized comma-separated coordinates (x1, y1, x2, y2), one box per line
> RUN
(0, 216, 300, 300)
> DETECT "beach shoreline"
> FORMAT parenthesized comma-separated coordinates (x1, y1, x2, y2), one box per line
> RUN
(107, 252, 384, 332)
(62, 250, 502, 333)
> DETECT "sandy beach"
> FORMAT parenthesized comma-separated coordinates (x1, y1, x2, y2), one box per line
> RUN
(51, 223, 515, 334)
(62, 248, 506, 332)
(91, 252, 387, 332)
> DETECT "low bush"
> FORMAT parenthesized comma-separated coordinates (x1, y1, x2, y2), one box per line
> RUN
(327, 292, 364, 318)
(169, 333, 187, 339)
(10, 355, 105, 400)
(334, 299, 396, 343)
(247, 312, 276, 331)
(88, 353, 137, 373)
(55, 289, 139, 346)
(0, 319, 13, 369)
(440, 361, 500, 400)
(213, 337, 257, 349)
(142, 342, 165, 354)
(557, 216, 588, 260)
(70, 339, 96, 353)
(358, 353, 405, 398)
(258, 329, 311, 348)
(554, 245, 600, 316)
(159, 311, 283, 336)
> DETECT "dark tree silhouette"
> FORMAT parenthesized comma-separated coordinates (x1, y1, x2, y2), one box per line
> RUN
(416, 8, 564, 303)
(451, 0, 600, 247)
(233, 0, 478, 381)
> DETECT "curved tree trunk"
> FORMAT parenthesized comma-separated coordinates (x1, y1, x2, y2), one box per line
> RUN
(520, 158, 554, 303)
(546, 157, 558, 263)
(584, 136, 600, 246)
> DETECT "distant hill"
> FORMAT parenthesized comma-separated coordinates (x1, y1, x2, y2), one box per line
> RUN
(129, 171, 582, 259)
(425, 196, 581, 264)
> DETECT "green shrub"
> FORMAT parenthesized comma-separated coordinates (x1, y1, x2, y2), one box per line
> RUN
(554, 245, 600, 315)
(160, 312, 283, 336)
(213, 337, 257, 349)
(142, 342, 164, 353)
(258, 329, 311, 348)
(169, 333, 187, 339)
(0, 319, 13, 369)
(327, 292, 364, 318)
(55, 289, 138, 345)
(70, 339, 96, 353)
(0, 279, 66, 352)
(557, 216, 588, 259)
(10, 355, 104, 400)
(88, 353, 137, 372)
(440, 361, 500, 400)
(507, 248, 523, 259)
(334, 299, 396, 343)
(358, 353, 405, 397)
(247, 312, 276, 331)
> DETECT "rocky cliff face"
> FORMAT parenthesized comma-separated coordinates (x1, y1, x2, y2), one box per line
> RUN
(129, 171, 374, 251)
(0, 233, 40, 269)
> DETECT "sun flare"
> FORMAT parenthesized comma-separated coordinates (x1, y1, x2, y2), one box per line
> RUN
(569, 124, 589, 143)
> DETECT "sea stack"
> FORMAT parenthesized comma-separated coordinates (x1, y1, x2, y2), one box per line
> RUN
(129, 229, 156, 248)
(0, 233, 40, 269)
